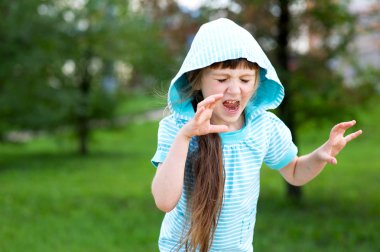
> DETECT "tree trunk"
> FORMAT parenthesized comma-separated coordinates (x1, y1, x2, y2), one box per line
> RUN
(77, 50, 92, 155)
(276, 0, 302, 201)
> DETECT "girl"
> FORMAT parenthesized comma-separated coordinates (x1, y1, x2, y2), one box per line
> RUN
(151, 18, 362, 252)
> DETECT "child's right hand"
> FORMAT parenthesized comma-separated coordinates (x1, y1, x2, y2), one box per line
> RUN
(180, 94, 229, 139)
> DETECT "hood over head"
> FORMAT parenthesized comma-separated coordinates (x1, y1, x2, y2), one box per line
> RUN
(168, 18, 284, 123)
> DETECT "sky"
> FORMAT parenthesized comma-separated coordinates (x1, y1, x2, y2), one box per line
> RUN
(176, 0, 234, 12)
(177, 0, 377, 12)
(176, 0, 205, 11)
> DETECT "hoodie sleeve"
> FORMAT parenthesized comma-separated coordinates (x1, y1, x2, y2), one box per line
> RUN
(263, 113, 298, 170)
(151, 115, 180, 168)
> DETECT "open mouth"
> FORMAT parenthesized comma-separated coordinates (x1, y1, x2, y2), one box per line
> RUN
(223, 100, 240, 112)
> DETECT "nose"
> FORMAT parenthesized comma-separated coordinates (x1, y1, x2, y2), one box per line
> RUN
(226, 79, 241, 95)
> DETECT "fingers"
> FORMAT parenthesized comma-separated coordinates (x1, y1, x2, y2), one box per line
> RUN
(196, 93, 223, 110)
(209, 124, 229, 134)
(344, 129, 362, 142)
(319, 151, 338, 165)
(329, 157, 338, 165)
(196, 106, 213, 123)
(331, 120, 362, 139)
(194, 106, 205, 121)
(332, 120, 356, 133)
(194, 94, 223, 122)
(192, 93, 230, 135)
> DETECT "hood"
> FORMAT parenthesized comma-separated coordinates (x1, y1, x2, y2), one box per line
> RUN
(168, 18, 284, 123)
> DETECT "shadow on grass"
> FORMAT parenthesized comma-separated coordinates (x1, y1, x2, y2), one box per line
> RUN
(0, 150, 146, 173)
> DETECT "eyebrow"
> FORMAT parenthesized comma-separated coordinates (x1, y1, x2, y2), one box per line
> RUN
(211, 72, 256, 77)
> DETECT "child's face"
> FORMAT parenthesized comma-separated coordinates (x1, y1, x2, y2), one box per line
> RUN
(200, 66, 258, 130)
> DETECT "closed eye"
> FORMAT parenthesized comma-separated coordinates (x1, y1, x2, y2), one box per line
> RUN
(216, 79, 227, 83)
(241, 79, 250, 83)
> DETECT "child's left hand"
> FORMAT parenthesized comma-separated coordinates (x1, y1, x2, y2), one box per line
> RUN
(319, 120, 362, 165)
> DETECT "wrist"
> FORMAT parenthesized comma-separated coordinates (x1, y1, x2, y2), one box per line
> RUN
(314, 144, 335, 165)
(178, 127, 192, 142)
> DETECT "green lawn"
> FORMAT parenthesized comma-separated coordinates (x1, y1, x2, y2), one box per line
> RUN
(0, 123, 161, 252)
(0, 103, 379, 251)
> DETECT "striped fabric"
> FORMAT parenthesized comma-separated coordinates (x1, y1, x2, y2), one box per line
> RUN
(152, 113, 297, 251)
(151, 18, 298, 251)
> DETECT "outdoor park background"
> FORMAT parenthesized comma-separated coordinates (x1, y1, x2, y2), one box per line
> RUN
(0, 0, 379, 251)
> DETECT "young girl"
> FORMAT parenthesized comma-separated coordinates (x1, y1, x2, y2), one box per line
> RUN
(151, 18, 362, 252)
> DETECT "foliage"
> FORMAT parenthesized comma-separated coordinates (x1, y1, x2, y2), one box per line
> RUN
(0, 0, 177, 153)
(0, 0, 61, 133)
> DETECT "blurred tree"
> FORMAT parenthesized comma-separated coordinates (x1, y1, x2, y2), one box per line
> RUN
(129, 0, 201, 81)
(0, 0, 63, 137)
(0, 0, 175, 154)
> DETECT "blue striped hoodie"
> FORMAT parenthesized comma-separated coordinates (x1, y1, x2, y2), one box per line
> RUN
(152, 18, 298, 252)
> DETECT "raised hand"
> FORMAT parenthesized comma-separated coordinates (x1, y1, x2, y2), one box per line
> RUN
(319, 120, 362, 164)
(180, 94, 229, 139)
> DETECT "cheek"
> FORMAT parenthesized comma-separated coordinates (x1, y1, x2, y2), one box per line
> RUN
(201, 83, 226, 97)
(242, 85, 256, 97)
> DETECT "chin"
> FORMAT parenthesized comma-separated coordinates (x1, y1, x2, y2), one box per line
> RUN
(220, 115, 244, 128)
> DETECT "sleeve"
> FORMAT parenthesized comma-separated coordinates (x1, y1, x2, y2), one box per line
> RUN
(263, 114, 298, 170)
(151, 115, 180, 168)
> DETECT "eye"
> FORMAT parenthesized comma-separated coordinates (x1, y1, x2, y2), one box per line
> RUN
(216, 79, 227, 83)
(241, 79, 250, 83)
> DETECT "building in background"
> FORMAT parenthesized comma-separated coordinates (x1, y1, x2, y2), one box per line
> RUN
(344, 0, 380, 90)
(348, 0, 380, 68)
(290, 0, 380, 86)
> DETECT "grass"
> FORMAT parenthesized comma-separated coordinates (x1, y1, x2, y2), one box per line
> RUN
(0, 123, 162, 252)
(0, 102, 379, 251)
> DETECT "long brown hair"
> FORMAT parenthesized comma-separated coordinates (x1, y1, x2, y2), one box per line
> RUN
(180, 58, 259, 252)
